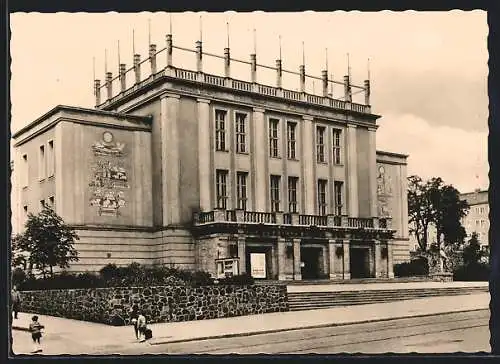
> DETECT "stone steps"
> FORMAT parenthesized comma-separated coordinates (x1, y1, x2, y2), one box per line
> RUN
(287, 286, 488, 311)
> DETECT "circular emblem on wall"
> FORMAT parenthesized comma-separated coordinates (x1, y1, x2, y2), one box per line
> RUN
(103, 131, 114, 143)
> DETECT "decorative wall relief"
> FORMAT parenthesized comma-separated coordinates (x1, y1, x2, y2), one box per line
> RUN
(377, 165, 393, 217)
(89, 131, 129, 217)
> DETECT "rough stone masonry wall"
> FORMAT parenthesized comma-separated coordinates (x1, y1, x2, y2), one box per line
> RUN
(19, 284, 289, 326)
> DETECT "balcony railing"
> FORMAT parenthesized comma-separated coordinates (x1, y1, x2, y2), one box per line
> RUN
(193, 210, 392, 230)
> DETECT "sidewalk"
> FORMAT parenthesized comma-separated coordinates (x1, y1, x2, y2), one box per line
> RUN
(11, 291, 490, 353)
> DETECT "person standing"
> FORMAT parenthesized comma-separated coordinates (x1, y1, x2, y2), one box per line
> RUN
(136, 310, 147, 342)
(129, 305, 139, 340)
(11, 285, 21, 319)
(29, 315, 44, 353)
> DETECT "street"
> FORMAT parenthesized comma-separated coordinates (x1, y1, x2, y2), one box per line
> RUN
(12, 309, 490, 355)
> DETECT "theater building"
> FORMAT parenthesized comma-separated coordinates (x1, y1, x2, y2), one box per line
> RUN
(11, 32, 409, 280)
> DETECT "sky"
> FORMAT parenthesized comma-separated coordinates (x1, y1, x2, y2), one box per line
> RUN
(10, 11, 488, 193)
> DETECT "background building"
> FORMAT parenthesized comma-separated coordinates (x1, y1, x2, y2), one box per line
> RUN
(11, 31, 409, 280)
(460, 189, 489, 250)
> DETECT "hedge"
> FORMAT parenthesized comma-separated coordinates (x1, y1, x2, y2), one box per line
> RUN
(16, 263, 255, 290)
(453, 263, 490, 281)
(394, 257, 429, 277)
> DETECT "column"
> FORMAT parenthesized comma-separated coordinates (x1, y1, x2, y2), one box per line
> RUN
(253, 107, 267, 212)
(149, 44, 157, 75)
(277, 237, 287, 280)
(302, 116, 315, 215)
(161, 94, 181, 226)
(105, 72, 113, 100)
(368, 127, 378, 218)
(401, 163, 409, 239)
(134, 55, 141, 84)
(387, 241, 395, 278)
(328, 239, 336, 279)
(347, 124, 358, 217)
(237, 236, 246, 274)
(197, 98, 211, 212)
(342, 239, 351, 279)
(374, 240, 382, 278)
(293, 238, 302, 280)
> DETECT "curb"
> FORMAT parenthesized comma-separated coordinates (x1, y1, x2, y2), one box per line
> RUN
(149, 307, 488, 346)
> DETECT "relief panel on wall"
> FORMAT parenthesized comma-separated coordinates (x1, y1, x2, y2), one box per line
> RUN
(377, 164, 393, 217)
(89, 131, 130, 217)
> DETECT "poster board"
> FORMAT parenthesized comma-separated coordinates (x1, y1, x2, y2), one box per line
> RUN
(250, 253, 267, 278)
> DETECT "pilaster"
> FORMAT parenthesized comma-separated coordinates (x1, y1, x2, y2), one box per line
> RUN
(387, 241, 395, 278)
(347, 124, 358, 217)
(293, 238, 302, 280)
(342, 239, 351, 279)
(161, 93, 181, 226)
(368, 127, 378, 218)
(253, 107, 267, 212)
(277, 237, 287, 280)
(328, 239, 337, 279)
(237, 235, 246, 274)
(374, 240, 383, 278)
(197, 98, 211, 212)
(302, 115, 315, 215)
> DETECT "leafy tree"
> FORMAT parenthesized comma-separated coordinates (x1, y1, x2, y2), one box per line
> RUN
(463, 232, 486, 266)
(408, 175, 469, 253)
(11, 205, 79, 277)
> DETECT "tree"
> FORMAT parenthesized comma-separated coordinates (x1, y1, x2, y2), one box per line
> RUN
(11, 205, 79, 277)
(408, 175, 469, 253)
(463, 232, 486, 266)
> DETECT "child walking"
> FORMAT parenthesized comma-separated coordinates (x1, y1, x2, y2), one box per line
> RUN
(29, 315, 44, 353)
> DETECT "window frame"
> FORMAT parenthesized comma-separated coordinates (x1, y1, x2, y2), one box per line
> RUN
(334, 181, 344, 216)
(288, 176, 299, 213)
(234, 111, 248, 154)
(268, 117, 280, 158)
(318, 179, 328, 216)
(287, 121, 297, 160)
(236, 171, 248, 210)
(316, 125, 326, 163)
(216, 169, 229, 209)
(332, 128, 342, 165)
(270, 175, 281, 212)
(215, 108, 229, 152)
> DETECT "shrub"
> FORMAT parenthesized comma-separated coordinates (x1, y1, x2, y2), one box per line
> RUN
(218, 273, 255, 285)
(12, 268, 27, 287)
(394, 257, 429, 277)
(453, 263, 490, 281)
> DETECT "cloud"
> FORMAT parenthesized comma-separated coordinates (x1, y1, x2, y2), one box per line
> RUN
(376, 113, 488, 193)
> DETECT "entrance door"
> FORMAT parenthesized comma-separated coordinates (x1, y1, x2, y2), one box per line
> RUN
(350, 248, 371, 279)
(301, 247, 321, 279)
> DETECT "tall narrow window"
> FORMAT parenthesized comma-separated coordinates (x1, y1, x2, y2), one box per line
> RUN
(318, 179, 328, 216)
(235, 112, 247, 153)
(333, 129, 342, 165)
(316, 126, 326, 163)
(215, 110, 227, 151)
(270, 175, 281, 212)
(287, 122, 297, 159)
(47, 140, 55, 177)
(23, 205, 28, 217)
(49, 196, 55, 208)
(269, 118, 279, 158)
(22, 154, 28, 187)
(334, 181, 343, 215)
(216, 170, 228, 209)
(288, 176, 298, 213)
(38, 145, 45, 180)
(236, 172, 248, 210)
(40, 199, 45, 210)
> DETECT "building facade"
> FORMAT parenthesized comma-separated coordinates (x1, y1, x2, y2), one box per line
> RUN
(12, 34, 409, 280)
(460, 189, 489, 250)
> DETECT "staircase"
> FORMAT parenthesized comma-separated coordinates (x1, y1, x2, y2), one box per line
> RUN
(287, 286, 488, 311)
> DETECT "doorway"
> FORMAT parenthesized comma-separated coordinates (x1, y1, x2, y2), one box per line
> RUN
(350, 248, 371, 279)
(300, 247, 321, 279)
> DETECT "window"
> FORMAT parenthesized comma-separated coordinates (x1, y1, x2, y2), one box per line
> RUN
(215, 110, 227, 151)
(39, 145, 45, 180)
(216, 170, 228, 209)
(333, 129, 342, 165)
(47, 140, 55, 177)
(287, 122, 297, 159)
(49, 196, 55, 208)
(334, 181, 343, 215)
(288, 177, 298, 213)
(22, 154, 28, 187)
(270, 175, 281, 212)
(316, 126, 326, 163)
(269, 118, 279, 158)
(235, 112, 247, 153)
(318, 179, 328, 216)
(23, 205, 28, 217)
(40, 199, 45, 210)
(236, 172, 248, 210)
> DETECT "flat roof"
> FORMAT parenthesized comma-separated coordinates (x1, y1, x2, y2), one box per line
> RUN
(12, 105, 151, 139)
(376, 150, 409, 158)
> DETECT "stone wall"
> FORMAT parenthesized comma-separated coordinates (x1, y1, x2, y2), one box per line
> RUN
(19, 284, 289, 326)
